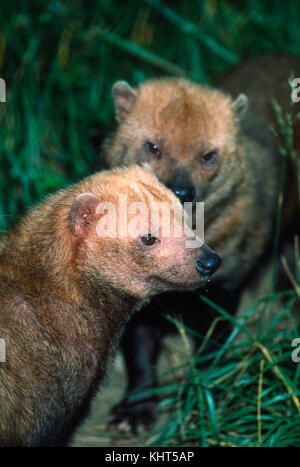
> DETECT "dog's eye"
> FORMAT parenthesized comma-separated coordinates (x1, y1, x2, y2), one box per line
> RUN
(200, 150, 217, 164)
(141, 233, 157, 246)
(145, 142, 161, 158)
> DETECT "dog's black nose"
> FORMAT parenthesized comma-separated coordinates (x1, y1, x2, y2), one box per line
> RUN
(195, 253, 221, 276)
(170, 185, 195, 204)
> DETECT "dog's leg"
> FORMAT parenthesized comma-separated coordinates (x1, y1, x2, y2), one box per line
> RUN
(110, 311, 164, 434)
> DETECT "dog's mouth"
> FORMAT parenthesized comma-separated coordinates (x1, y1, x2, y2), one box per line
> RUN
(148, 275, 209, 290)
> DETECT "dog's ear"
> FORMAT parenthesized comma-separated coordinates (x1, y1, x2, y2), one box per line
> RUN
(71, 193, 100, 238)
(112, 81, 137, 122)
(232, 93, 248, 118)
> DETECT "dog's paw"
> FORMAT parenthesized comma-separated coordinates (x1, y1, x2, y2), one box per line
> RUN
(109, 397, 158, 435)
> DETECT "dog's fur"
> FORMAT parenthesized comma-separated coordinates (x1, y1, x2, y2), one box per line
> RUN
(0, 166, 217, 446)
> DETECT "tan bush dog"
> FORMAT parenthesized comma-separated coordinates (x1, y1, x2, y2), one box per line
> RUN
(0, 166, 220, 446)
(102, 54, 300, 432)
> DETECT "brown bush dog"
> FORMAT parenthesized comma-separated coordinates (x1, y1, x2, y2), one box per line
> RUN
(102, 54, 300, 432)
(0, 166, 220, 446)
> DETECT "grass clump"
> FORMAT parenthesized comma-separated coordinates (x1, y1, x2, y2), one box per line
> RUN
(146, 289, 300, 447)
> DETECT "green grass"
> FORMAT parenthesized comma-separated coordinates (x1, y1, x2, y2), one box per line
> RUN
(142, 290, 300, 447)
(0, 0, 299, 447)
